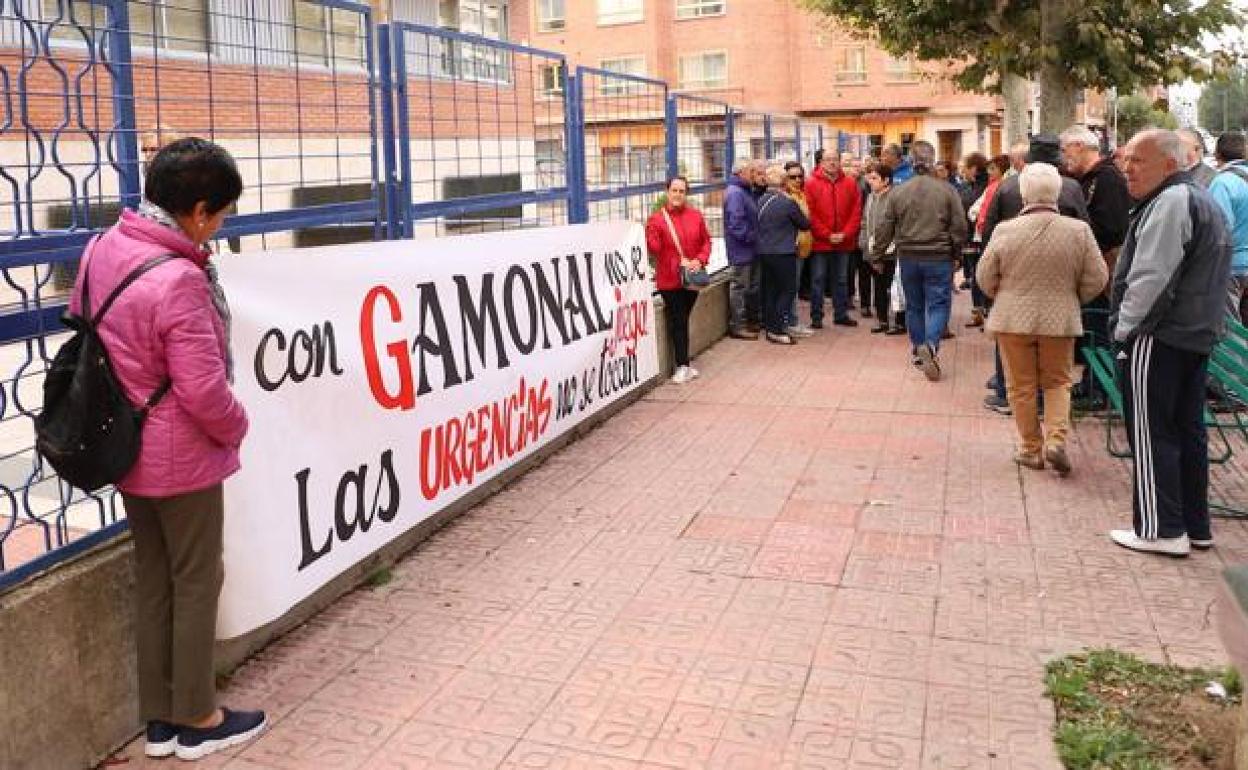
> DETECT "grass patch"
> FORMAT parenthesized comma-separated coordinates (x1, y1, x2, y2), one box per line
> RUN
(1045, 649, 1240, 770)
(364, 565, 394, 588)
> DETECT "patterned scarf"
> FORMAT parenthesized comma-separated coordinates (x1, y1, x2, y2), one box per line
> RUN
(137, 200, 235, 382)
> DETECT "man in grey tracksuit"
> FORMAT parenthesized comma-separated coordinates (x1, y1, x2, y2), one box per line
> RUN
(1109, 129, 1232, 557)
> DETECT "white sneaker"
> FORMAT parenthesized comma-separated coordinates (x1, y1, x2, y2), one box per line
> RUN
(688, 365, 700, 379)
(1109, 529, 1191, 557)
(786, 325, 814, 338)
(671, 365, 693, 385)
(1191, 537, 1214, 550)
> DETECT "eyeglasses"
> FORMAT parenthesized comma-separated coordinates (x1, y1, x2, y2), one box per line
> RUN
(787, 173, 803, 180)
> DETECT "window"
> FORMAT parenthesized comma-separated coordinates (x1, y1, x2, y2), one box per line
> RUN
(600, 56, 646, 94)
(678, 51, 727, 89)
(437, 0, 511, 82)
(834, 46, 867, 84)
(597, 0, 642, 25)
(885, 55, 920, 83)
(537, 63, 564, 97)
(675, 0, 724, 18)
(294, 1, 364, 67)
(44, 0, 209, 53)
(537, 0, 565, 30)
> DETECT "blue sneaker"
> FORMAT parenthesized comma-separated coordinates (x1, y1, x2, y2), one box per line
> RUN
(145, 721, 179, 758)
(174, 708, 267, 761)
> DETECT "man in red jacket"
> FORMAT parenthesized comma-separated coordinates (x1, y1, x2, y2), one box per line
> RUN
(806, 149, 863, 328)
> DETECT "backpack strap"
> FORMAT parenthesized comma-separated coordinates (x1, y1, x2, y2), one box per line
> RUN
(80, 241, 181, 412)
(89, 254, 180, 326)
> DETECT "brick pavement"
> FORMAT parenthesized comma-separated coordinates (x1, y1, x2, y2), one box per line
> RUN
(114, 295, 1248, 769)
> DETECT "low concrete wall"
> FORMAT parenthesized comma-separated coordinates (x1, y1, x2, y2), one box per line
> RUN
(0, 278, 729, 770)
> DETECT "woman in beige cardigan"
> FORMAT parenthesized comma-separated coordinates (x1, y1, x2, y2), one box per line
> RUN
(976, 163, 1108, 475)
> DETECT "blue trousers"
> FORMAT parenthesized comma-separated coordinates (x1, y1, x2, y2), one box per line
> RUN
(899, 259, 954, 352)
(809, 250, 851, 323)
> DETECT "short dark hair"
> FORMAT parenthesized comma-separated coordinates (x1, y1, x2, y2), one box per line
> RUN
(1217, 132, 1246, 163)
(883, 143, 903, 159)
(144, 137, 243, 216)
(868, 164, 894, 184)
(963, 152, 988, 176)
(783, 160, 804, 173)
(665, 175, 690, 192)
(988, 154, 1011, 175)
(813, 149, 824, 165)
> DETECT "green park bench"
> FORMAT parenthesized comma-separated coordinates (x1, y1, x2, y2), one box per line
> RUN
(1081, 310, 1248, 518)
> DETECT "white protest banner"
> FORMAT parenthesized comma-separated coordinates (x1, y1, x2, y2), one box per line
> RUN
(214, 223, 659, 639)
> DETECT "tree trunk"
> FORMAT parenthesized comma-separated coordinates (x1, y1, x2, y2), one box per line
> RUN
(1037, 0, 1078, 132)
(1002, 72, 1031, 147)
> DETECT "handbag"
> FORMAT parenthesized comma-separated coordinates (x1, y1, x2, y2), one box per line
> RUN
(661, 208, 710, 290)
(890, 271, 906, 314)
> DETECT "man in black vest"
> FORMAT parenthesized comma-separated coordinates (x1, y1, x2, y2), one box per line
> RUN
(1109, 129, 1232, 556)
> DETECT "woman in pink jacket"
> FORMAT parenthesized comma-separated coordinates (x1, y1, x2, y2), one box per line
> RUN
(70, 138, 264, 760)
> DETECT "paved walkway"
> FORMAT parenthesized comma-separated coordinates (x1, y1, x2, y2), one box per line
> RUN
(116, 295, 1248, 769)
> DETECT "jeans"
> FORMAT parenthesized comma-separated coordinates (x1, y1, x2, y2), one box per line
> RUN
(964, 251, 988, 310)
(871, 260, 896, 325)
(810, 250, 851, 323)
(760, 253, 798, 334)
(997, 334, 1075, 456)
(899, 259, 954, 352)
(728, 262, 759, 331)
(660, 289, 699, 366)
(788, 258, 803, 327)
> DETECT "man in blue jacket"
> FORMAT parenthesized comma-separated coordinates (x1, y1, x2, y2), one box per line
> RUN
(1209, 131, 1248, 322)
(725, 159, 763, 339)
(1109, 129, 1232, 557)
(882, 143, 914, 185)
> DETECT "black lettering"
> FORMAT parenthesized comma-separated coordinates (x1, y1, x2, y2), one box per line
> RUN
(531, 258, 570, 349)
(503, 266, 538, 354)
(334, 465, 372, 541)
(295, 468, 333, 570)
(412, 281, 461, 396)
(454, 273, 510, 381)
(374, 449, 401, 523)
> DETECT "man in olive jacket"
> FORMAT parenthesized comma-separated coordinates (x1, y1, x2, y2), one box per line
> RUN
(872, 140, 967, 381)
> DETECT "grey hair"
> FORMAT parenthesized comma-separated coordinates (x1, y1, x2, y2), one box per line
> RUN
(1136, 129, 1186, 166)
(765, 164, 787, 188)
(732, 158, 754, 175)
(910, 140, 936, 173)
(1059, 125, 1099, 148)
(1019, 162, 1061, 206)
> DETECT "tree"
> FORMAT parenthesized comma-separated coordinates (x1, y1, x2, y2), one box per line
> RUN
(1199, 71, 1248, 133)
(1113, 94, 1178, 144)
(800, 0, 1241, 136)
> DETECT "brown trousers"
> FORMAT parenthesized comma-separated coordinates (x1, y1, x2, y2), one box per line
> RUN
(122, 484, 224, 725)
(997, 334, 1075, 457)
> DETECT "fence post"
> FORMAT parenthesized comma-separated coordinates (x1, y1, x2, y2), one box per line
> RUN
(377, 24, 401, 240)
(105, 0, 141, 210)
(818, 125, 825, 154)
(795, 121, 802, 164)
(389, 27, 414, 239)
(664, 95, 679, 182)
(763, 114, 773, 159)
(565, 71, 589, 224)
(724, 108, 735, 176)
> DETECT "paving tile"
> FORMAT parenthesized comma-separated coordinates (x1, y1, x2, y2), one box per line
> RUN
(814, 626, 930, 682)
(681, 515, 774, 545)
(828, 588, 936, 636)
(797, 669, 927, 739)
(501, 741, 641, 768)
(238, 702, 403, 770)
(781, 721, 924, 769)
(524, 686, 674, 761)
(417, 670, 561, 738)
(366, 721, 517, 769)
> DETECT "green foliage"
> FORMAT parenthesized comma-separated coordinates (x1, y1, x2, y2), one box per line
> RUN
(1222, 666, 1243, 697)
(1199, 70, 1248, 132)
(1044, 649, 1236, 770)
(799, 0, 1241, 95)
(365, 565, 393, 588)
(1114, 94, 1179, 144)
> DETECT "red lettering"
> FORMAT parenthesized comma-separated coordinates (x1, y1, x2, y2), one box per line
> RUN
(359, 286, 416, 411)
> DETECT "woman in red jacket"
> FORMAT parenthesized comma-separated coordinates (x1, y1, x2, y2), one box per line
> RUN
(646, 176, 712, 384)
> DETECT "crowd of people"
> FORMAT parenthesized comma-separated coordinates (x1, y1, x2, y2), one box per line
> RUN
(648, 125, 1245, 559)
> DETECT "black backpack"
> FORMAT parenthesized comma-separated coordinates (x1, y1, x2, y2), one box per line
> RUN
(36, 242, 177, 491)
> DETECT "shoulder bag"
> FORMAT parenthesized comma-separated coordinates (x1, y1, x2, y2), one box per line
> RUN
(661, 208, 710, 290)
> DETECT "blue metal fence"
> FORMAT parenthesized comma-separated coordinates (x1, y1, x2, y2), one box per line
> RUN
(0, 11, 844, 589)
